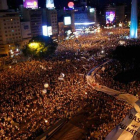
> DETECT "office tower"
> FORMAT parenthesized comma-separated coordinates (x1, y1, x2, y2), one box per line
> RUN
(21, 8, 42, 37)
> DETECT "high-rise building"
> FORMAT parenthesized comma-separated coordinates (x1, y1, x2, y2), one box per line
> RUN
(42, 8, 58, 35)
(0, 0, 8, 10)
(20, 21, 32, 47)
(0, 12, 22, 45)
(21, 21, 32, 39)
(74, 5, 96, 30)
(42, 0, 58, 36)
(0, 11, 22, 55)
(57, 9, 75, 36)
(21, 7, 42, 37)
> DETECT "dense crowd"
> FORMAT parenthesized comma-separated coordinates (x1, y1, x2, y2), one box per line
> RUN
(0, 57, 96, 139)
(85, 91, 131, 140)
(0, 28, 140, 140)
(95, 60, 140, 96)
(57, 28, 130, 53)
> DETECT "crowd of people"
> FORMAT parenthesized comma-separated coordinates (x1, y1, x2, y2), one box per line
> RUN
(0, 56, 97, 139)
(0, 28, 140, 140)
(85, 91, 131, 140)
(95, 60, 140, 96)
(57, 28, 130, 54)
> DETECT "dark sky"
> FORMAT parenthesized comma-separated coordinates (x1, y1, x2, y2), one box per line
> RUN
(7, 0, 71, 8)
(7, 0, 139, 9)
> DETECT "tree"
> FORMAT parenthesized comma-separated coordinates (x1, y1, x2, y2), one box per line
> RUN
(22, 36, 58, 58)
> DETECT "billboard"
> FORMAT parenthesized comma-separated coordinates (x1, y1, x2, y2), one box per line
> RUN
(48, 26, 52, 36)
(106, 11, 115, 24)
(46, 0, 54, 9)
(42, 26, 53, 36)
(68, 2, 74, 9)
(90, 8, 95, 13)
(42, 25, 48, 36)
(64, 17, 71, 25)
(23, 0, 38, 9)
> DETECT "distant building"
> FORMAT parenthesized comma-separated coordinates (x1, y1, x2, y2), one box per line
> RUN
(0, 11, 22, 55)
(58, 22, 64, 40)
(20, 21, 32, 46)
(104, 4, 125, 25)
(0, 12, 22, 45)
(20, 7, 42, 37)
(21, 21, 32, 39)
(57, 9, 75, 36)
(74, 7, 96, 29)
(42, 8, 58, 36)
(0, 0, 8, 10)
(116, 4, 125, 23)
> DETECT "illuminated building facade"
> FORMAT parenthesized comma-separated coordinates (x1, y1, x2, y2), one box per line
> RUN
(42, 9, 58, 35)
(21, 21, 32, 39)
(57, 9, 75, 36)
(130, 0, 138, 39)
(74, 7, 96, 30)
(21, 8, 42, 37)
(0, 12, 22, 45)
(0, 12, 22, 55)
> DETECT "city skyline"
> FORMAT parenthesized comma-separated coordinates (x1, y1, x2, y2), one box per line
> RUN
(6, 0, 140, 9)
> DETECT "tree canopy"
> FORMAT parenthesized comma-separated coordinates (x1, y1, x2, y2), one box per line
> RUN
(23, 36, 58, 58)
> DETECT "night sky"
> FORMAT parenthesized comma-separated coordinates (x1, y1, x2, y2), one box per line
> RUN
(7, 0, 140, 9)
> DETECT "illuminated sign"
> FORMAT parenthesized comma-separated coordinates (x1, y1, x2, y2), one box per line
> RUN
(42, 25, 48, 36)
(23, 0, 38, 9)
(46, 0, 54, 9)
(106, 11, 115, 24)
(48, 26, 52, 36)
(64, 17, 71, 25)
(68, 2, 74, 8)
(90, 8, 95, 13)
(75, 22, 95, 25)
(42, 25, 53, 36)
